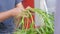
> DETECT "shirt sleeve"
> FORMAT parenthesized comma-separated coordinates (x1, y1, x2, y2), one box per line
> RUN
(15, 0, 23, 5)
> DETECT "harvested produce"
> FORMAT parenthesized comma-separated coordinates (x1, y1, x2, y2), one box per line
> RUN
(14, 8, 54, 34)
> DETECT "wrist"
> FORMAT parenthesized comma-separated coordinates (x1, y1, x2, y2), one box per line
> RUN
(10, 8, 17, 17)
(11, 8, 21, 17)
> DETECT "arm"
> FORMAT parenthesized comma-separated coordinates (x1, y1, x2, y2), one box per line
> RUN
(0, 8, 18, 22)
(0, 2, 25, 22)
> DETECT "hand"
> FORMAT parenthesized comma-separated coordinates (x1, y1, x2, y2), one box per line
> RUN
(16, 10, 29, 18)
(13, 8, 29, 28)
(26, 6, 35, 15)
(26, 6, 34, 12)
(12, 8, 28, 18)
(26, 6, 31, 10)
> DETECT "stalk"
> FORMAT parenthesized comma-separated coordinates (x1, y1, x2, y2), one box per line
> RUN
(14, 8, 54, 34)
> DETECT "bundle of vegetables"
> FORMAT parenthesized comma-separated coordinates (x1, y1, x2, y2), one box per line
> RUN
(14, 7, 54, 34)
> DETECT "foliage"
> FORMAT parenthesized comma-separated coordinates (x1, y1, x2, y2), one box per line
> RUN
(14, 8, 54, 34)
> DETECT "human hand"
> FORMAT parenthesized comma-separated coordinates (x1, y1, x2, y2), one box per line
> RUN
(12, 8, 29, 18)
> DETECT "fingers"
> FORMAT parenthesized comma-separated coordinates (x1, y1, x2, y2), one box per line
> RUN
(15, 6, 34, 18)
(26, 6, 34, 12)
(26, 6, 31, 10)
(16, 11, 29, 18)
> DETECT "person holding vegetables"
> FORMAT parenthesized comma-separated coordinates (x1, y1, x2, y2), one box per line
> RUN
(0, 0, 29, 34)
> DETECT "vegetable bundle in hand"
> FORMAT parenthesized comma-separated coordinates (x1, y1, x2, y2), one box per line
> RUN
(14, 7, 54, 34)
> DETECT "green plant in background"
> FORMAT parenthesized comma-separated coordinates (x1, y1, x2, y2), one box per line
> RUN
(14, 8, 54, 34)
